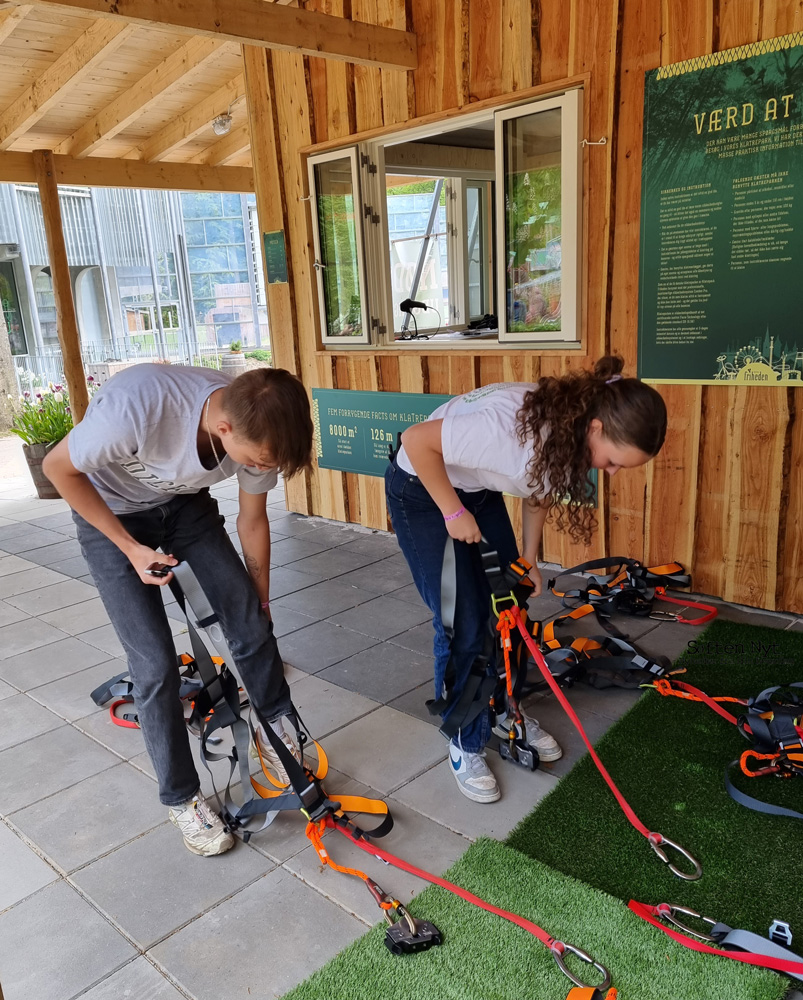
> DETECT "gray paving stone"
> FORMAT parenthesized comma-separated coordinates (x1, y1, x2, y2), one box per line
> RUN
(73, 707, 147, 760)
(0, 820, 58, 910)
(296, 523, 366, 548)
(288, 545, 387, 580)
(515, 693, 622, 779)
(11, 763, 166, 874)
(0, 520, 33, 542)
(0, 880, 136, 1000)
(0, 635, 111, 689)
(80, 957, 187, 1000)
(17, 537, 83, 567)
(318, 641, 433, 703)
(389, 582, 428, 606)
(43, 553, 90, 578)
(269, 534, 329, 566)
(0, 598, 26, 628)
(76, 623, 126, 658)
(0, 677, 16, 700)
(268, 513, 321, 537)
(327, 593, 432, 639)
(73, 822, 273, 948)
(273, 579, 375, 617)
(288, 673, 380, 738)
(4, 577, 96, 615)
(0, 554, 37, 579)
(320, 705, 445, 795)
(278, 620, 379, 674)
(0, 617, 68, 661)
(333, 554, 416, 595)
(392, 748, 560, 842)
(335, 531, 400, 559)
(40, 596, 110, 635)
(149, 866, 366, 999)
(268, 565, 320, 598)
(0, 694, 64, 752)
(271, 605, 318, 638)
(25, 511, 76, 531)
(387, 681, 438, 727)
(0, 725, 119, 814)
(0, 526, 66, 553)
(388, 620, 435, 656)
(0, 564, 69, 600)
(285, 790, 470, 923)
(27, 659, 123, 722)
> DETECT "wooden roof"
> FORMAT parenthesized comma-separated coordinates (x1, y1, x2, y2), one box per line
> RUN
(0, 0, 417, 190)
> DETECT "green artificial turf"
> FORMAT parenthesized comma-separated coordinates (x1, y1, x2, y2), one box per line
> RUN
(282, 838, 784, 1000)
(507, 619, 803, 935)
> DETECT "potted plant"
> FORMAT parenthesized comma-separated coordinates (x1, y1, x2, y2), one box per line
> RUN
(221, 339, 246, 375)
(228, 339, 242, 353)
(10, 380, 90, 499)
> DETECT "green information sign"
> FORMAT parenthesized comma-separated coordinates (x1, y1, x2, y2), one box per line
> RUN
(312, 388, 451, 477)
(263, 230, 288, 284)
(639, 33, 803, 385)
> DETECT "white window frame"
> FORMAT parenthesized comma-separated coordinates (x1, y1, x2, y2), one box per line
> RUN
(494, 89, 583, 344)
(307, 146, 372, 346)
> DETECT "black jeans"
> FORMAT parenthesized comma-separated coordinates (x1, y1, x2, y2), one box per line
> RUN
(74, 489, 291, 806)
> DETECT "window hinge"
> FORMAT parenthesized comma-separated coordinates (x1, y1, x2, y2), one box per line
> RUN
(371, 317, 387, 335)
(360, 152, 377, 174)
(363, 204, 380, 224)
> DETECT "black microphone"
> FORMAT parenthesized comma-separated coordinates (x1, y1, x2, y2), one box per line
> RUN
(400, 298, 428, 313)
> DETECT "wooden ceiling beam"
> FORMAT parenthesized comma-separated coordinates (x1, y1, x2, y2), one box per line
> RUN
(19, 0, 417, 70)
(191, 123, 251, 167)
(132, 73, 246, 162)
(0, 150, 254, 191)
(0, 3, 32, 44)
(55, 35, 229, 158)
(0, 19, 136, 151)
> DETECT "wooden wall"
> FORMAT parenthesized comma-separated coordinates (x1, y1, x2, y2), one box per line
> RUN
(246, 0, 803, 614)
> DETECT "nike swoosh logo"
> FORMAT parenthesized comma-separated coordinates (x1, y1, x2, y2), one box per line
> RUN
(450, 755, 462, 771)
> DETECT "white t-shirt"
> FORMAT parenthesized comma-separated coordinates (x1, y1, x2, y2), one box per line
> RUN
(69, 364, 278, 513)
(395, 382, 550, 498)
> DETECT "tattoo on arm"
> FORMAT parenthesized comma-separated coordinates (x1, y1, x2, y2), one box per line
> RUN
(245, 554, 261, 578)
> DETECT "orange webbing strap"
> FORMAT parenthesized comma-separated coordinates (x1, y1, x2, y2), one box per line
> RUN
(250, 737, 330, 799)
(305, 818, 395, 911)
(496, 611, 516, 702)
(543, 606, 597, 647)
(566, 990, 618, 1000)
(650, 678, 746, 707)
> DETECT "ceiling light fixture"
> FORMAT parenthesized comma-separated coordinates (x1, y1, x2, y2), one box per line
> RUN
(212, 113, 233, 136)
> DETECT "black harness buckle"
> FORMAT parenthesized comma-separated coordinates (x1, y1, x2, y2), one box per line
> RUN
(384, 902, 443, 955)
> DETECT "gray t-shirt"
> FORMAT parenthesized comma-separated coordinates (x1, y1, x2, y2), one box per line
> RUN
(68, 364, 277, 513)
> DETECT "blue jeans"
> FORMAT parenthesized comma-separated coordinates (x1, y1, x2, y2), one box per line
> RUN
(385, 459, 518, 752)
(74, 489, 292, 806)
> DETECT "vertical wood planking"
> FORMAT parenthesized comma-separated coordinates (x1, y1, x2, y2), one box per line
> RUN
(468, 0, 502, 102)
(537, 0, 571, 84)
(377, 0, 414, 125)
(781, 389, 803, 610)
(352, 0, 385, 130)
(409, 0, 468, 115)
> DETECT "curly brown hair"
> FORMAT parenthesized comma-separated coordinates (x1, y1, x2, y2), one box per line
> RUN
(516, 356, 667, 544)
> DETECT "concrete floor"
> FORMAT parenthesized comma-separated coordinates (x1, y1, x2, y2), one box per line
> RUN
(0, 435, 801, 1000)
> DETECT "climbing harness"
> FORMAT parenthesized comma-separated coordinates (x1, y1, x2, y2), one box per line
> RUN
(628, 901, 803, 981)
(565, 989, 618, 1000)
(648, 678, 803, 819)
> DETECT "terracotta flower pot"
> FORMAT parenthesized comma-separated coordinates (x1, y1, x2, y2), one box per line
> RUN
(22, 442, 61, 500)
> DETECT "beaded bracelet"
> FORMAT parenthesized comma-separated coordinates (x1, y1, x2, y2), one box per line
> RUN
(443, 506, 466, 522)
(261, 600, 270, 609)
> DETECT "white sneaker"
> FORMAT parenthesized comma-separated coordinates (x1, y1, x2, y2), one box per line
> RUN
(493, 710, 563, 762)
(250, 718, 300, 785)
(448, 738, 501, 803)
(168, 792, 234, 857)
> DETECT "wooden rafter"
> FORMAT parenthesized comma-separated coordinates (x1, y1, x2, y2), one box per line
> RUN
(18, 0, 417, 70)
(0, 19, 137, 150)
(0, 3, 31, 44)
(0, 150, 254, 191)
(191, 123, 250, 167)
(55, 35, 230, 158)
(132, 74, 246, 162)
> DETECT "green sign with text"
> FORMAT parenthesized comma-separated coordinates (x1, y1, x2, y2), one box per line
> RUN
(263, 230, 288, 284)
(312, 388, 451, 477)
(639, 33, 803, 385)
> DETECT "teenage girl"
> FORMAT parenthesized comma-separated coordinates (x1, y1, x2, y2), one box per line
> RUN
(385, 356, 667, 803)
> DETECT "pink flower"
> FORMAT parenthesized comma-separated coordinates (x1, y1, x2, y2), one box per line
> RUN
(23, 391, 30, 398)
(87, 376, 95, 383)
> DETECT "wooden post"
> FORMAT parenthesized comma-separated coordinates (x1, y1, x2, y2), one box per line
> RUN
(32, 149, 89, 422)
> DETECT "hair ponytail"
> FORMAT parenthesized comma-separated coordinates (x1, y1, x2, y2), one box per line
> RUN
(516, 356, 666, 544)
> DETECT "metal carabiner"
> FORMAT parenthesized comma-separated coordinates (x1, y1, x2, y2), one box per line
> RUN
(383, 900, 419, 935)
(648, 833, 703, 881)
(655, 902, 717, 941)
(648, 610, 680, 622)
(550, 941, 611, 990)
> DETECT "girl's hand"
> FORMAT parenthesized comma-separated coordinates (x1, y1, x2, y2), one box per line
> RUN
(445, 509, 481, 544)
(527, 562, 543, 597)
(128, 545, 178, 585)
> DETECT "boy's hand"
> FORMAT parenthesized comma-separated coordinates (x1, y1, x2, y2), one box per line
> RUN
(445, 509, 481, 544)
(128, 544, 178, 585)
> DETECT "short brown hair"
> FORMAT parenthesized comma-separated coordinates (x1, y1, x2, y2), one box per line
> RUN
(222, 368, 313, 477)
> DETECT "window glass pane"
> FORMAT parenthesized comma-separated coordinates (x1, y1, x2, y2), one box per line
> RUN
(0, 262, 27, 354)
(315, 157, 364, 338)
(386, 176, 449, 332)
(503, 107, 562, 334)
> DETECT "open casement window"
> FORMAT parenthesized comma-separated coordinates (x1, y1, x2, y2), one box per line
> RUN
(307, 147, 371, 345)
(495, 90, 582, 343)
